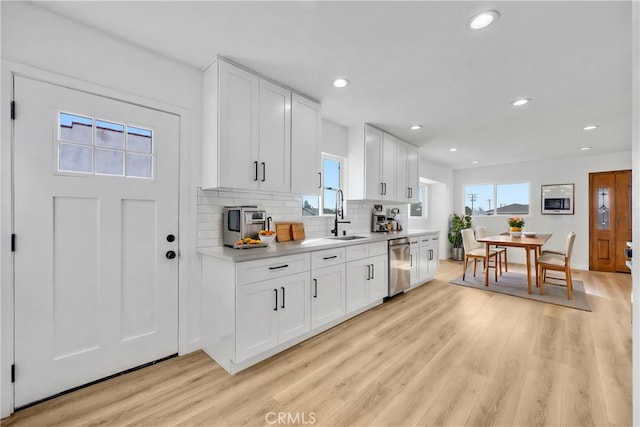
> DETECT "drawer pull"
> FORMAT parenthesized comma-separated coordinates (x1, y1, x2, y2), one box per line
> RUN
(273, 289, 278, 311)
(269, 264, 289, 270)
(323, 255, 338, 260)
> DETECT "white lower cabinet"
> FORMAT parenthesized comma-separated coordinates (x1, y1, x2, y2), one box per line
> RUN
(346, 241, 388, 314)
(236, 271, 310, 362)
(409, 236, 420, 286)
(413, 233, 440, 288)
(311, 263, 346, 329)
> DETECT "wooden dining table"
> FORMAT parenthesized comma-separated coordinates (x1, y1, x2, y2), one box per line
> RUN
(476, 233, 552, 294)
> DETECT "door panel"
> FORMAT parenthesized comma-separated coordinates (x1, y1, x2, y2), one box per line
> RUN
(589, 170, 631, 272)
(13, 76, 179, 407)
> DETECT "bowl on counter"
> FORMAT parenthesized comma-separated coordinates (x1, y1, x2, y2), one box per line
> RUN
(259, 233, 276, 245)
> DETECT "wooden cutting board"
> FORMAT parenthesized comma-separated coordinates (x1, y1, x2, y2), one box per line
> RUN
(275, 223, 292, 242)
(291, 223, 305, 241)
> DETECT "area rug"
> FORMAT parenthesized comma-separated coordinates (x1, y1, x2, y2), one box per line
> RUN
(450, 271, 592, 311)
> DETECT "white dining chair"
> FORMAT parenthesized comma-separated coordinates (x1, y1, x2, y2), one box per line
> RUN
(461, 228, 499, 282)
(537, 232, 576, 299)
(476, 226, 507, 274)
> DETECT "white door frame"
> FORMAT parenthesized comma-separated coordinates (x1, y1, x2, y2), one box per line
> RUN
(0, 61, 198, 417)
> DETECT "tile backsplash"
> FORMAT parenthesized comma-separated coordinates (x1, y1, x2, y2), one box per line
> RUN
(197, 188, 409, 247)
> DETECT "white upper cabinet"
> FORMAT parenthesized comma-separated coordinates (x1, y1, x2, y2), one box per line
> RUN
(203, 59, 317, 192)
(347, 124, 397, 200)
(396, 140, 420, 203)
(291, 93, 321, 195)
(258, 79, 291, 193)
(348, 124, 421, 202)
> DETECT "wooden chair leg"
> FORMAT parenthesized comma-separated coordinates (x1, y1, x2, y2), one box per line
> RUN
(473, 258, 477, 277)
(504, 250, 508, 272)
(566, 267, 573, 300)
(538, 265, 544, 295)
(493, 255, 498, 281)
(463, 257, 469, 280)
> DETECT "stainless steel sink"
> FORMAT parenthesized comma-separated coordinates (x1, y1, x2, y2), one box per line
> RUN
(329, 235, 369, 241)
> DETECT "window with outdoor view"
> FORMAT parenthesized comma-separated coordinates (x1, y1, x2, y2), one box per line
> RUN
(464, 182, 529, 216)
(302, 153, 345, 216)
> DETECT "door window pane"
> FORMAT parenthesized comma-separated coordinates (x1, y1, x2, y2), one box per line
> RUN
(59, 113, 92, 145)
(57, 112, 154, 180)
(59, 143, 93, 173)
(597, 187, 610, 230)
(127, 127, 152, 154)
(126, 154, 152, 178)
(96, 149, 124, 176)
(96, 120, 125, 149)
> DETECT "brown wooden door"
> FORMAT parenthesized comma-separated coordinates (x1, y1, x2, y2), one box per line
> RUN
(589, 170, 631, 272)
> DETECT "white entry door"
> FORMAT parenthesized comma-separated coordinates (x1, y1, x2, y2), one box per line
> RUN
(13, 76, 179, 407)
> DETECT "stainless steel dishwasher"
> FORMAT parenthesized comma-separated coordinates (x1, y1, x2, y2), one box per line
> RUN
(388, 237, 411, 297)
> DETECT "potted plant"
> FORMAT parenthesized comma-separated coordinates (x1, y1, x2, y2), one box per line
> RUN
(507, 216, 525, 237)
(449, 214, 472, 261)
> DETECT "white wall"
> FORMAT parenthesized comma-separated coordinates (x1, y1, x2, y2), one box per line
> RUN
(321, 119, 348, 158)
(453, 151, 632, 270)
(1, 2, 203, 417)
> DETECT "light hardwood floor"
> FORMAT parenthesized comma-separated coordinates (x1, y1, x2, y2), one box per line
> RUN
(2, 260, 632, 426)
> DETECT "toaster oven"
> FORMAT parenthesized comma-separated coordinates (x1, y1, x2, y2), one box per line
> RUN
(223, 206, 267, 247)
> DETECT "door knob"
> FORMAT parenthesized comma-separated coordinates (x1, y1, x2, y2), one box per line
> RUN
(165, 250, 176, 260)
(166, 234, 176, 242)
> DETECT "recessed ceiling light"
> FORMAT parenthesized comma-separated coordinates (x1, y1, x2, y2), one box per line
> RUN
(467, 10, 500, 30)
(449, 148, 458, 152)
(332, 78, 349, 88)
(472, 160, 479, 164)
(580, 146, 592, 151)
(410, 125, 423, 130)
(511, 98, 531, 107)
(583, 125, 599, 131)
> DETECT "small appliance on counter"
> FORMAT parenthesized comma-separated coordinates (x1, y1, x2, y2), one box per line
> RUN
(371, 204, 388, 232)
(223, 206, 267, 247)
(387, 208, 402, 231)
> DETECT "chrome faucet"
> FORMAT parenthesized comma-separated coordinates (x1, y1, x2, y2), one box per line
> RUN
(331, 189, 351, 236)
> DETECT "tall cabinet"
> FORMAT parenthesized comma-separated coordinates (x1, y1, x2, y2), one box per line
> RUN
(202, 58, 319, 192)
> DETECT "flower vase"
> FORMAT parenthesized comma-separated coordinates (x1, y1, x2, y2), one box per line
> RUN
(510, 227, 522, 237)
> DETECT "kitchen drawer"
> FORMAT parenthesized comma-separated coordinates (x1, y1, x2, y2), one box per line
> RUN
(346, 241, 387, 262)
(419, 233, 440, 247)
(237, 253, 311, 285)
(311, 247, 346, 270)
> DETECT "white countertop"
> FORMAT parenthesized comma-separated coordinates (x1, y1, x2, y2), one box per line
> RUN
(197, 229, 440, 262)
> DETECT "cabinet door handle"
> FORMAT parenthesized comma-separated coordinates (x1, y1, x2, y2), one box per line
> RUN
(318, 172, 322, 189)
(273, 289, 278, 311)
(269, 264, 289, 270)
(366, 264, 371, 280)
(429, 249, 433, 260)
(281, 286, 285, 309)
(261, 162, 266, 182)
(371, 264, 375, 279)
(254, 161, 259, 181)
(409, 187, 413, 198)
(383, 183, 387, 195)
(380, 182, 384, 195)
(323, 255, 338, 260)
(313, 278, 318, 298)
(410, 254, 413, 267)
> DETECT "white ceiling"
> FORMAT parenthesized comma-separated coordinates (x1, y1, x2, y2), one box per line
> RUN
(34, 1, 632, 170)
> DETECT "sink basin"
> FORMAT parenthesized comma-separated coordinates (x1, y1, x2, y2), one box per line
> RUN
(329, 235, 369, 241)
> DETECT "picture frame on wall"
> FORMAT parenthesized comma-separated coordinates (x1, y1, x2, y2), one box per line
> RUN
(541, 183, 575, 215)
